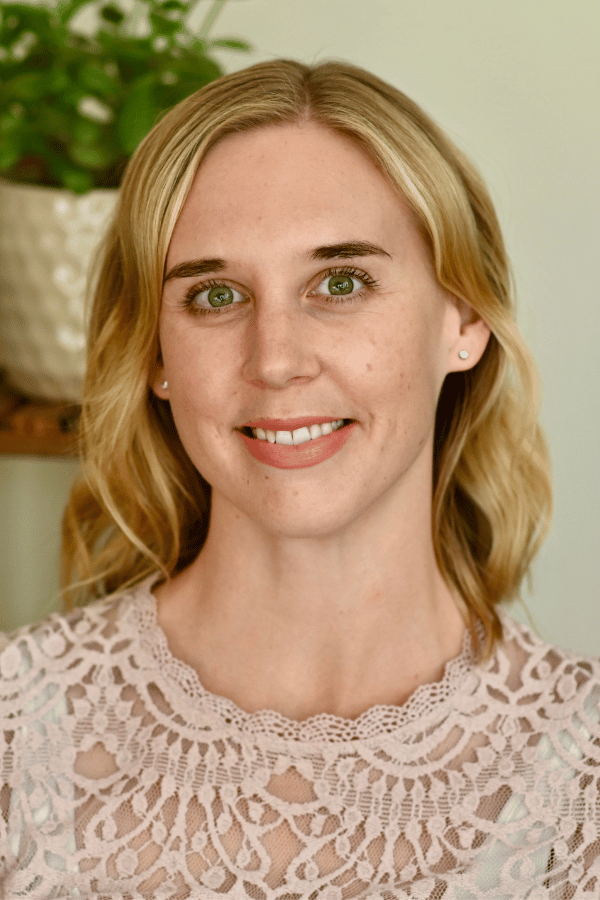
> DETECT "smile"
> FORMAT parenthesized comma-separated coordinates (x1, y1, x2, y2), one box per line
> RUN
(244, 419, 348, 444)
(237, 419, 358, 469)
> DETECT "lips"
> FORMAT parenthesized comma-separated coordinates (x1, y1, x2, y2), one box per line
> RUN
(237, 419, 358, 468)
(239, 416, 355, 432)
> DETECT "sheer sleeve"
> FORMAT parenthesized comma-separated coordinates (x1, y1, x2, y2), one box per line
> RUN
(0, 620, 77, 894)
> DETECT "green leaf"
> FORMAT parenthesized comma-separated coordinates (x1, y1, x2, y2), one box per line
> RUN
(0, 134, 21, 171)
(172, 53, 223, 84)
(149, 12, 180, 38)
(56, 0, 94, 26)
(63, 169, 95, 194)
(47, 70, 71, 94)
(78, 59, 119, 96)
(1, 4, 32, 34)
(207, 37, 253, 51)
(5, 72, 45, 101)
(72, 117, 103, 145)
(56, 83, 89, 111)
(1, 4, 59, 48)
(0, 12, 24, 46)
(0, 112, 22, 135)
(116, 76, 156, 154)
(100, 3, 125, 26)
(37, 105, 73, 138)
(68, 141, 114, 169)
(160, 0, 188, 11)
(46, 153, 94, 193)
(97, 34, 156, 65)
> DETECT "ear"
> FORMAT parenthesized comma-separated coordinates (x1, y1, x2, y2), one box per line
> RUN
(148, 375, 170, 400)
(446, 295, 491, 373)
(148, 344, 169, 399)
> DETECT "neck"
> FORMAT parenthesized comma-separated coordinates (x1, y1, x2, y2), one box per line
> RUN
(154, 486, 467, 721)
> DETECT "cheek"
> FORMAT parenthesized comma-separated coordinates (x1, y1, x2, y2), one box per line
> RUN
(159, 322, 240, 448)
(369, 316, 444, 431)
(160, 315, 235, 391)
(370, 311, 430, 381)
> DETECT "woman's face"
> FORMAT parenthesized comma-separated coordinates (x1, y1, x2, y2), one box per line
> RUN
(154, 122, 489, 536)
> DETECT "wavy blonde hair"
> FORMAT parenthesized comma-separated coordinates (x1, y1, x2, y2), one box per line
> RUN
(61, 57, 552, 659)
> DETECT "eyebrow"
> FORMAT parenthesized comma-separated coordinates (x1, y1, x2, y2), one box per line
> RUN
(163, 240, 392, 283)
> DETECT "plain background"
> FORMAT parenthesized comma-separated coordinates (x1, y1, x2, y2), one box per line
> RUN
(1, 0, 598, 653)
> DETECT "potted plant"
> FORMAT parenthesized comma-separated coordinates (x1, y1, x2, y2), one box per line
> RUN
(0, 0, 252, 402)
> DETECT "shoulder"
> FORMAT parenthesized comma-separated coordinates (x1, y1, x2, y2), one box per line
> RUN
(0, 593, 123, 675)
(0, 576, 157, 714)
(498, 610, 600, 686)
(487, 610, 600, 745)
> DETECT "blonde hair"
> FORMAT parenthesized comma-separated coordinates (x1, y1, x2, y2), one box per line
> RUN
(61, 57, 552, 659)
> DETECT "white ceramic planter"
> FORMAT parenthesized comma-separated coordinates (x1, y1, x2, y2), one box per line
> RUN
(0, 180, 118, 403)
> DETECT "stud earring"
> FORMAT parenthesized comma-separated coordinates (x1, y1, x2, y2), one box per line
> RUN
(458, 350, 469, 360)
(161, 380, 168, 389)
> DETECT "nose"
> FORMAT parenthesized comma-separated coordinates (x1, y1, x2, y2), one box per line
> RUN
(242, 296, 321, 389)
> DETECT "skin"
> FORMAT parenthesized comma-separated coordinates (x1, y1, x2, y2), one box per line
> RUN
(150, 122, 491, 722)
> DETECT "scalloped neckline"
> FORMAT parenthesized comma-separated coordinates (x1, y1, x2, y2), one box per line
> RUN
(125, 572, 482, 743)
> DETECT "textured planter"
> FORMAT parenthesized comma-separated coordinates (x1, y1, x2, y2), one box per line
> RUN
(0, 180, 118, 403)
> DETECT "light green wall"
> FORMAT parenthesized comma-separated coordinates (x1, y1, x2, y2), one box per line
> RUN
(0, 457, 80, 631)
(2, 0, 599, 653)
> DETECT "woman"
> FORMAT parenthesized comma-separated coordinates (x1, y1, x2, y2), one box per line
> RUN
(1, 57, 598, 899)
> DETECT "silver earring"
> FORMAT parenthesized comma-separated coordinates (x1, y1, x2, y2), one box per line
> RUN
(161, 380, 168, 389)
(459, 350, 469, 360)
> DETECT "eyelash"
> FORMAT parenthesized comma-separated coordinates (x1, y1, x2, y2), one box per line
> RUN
(179, 266, 380, 317)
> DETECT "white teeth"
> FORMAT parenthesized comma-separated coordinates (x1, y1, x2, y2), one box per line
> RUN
(251, 419, 345, 444)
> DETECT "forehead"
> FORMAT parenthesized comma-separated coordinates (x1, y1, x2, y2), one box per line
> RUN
(169, 122, 413, 254)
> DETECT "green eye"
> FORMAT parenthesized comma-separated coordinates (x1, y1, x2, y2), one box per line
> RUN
(327, 274, 355, 295)
(184, 281, 245, 314)
(207, 285, 235, 308)
(315, 266, 379, 303)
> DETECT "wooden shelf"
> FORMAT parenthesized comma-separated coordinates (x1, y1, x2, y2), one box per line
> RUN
(0, 380, 79, 458)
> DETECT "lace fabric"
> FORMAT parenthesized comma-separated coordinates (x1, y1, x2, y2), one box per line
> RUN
(1, 574, 599, 899)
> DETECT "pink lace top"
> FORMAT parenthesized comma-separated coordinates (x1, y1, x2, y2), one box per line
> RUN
(1, 573, 599, 899)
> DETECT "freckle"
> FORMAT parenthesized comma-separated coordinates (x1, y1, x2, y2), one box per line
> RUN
(366, 363, 372, 372)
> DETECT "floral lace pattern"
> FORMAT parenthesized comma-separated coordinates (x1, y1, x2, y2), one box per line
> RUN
(1, 574, 599, 899)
